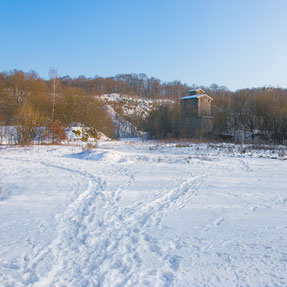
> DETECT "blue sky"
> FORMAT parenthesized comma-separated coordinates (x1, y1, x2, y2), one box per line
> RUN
(1, 0, 287, 90)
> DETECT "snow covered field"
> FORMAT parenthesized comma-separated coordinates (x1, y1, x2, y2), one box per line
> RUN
(0, 140, 287, 287)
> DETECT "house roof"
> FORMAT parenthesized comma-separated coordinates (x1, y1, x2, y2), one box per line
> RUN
(181, 94, 213, 100)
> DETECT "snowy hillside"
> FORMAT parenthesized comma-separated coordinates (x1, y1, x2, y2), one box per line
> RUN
(98, 94, 174, 138)
(104, 105, 142, 138)
(0, 141, 287, 286)
(100, 94, 173, 118)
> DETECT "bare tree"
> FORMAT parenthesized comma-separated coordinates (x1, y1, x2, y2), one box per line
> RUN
(49, 68, 58, 121)
(10, 70, 26, 106)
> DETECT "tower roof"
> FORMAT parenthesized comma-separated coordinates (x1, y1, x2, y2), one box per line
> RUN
(188, 88, 206, 95)
(181, 94, 213, 100)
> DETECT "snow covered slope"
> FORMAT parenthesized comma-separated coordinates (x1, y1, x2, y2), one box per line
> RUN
(104, 105, 142, 138)
(100, 94, 173, 118)
(0, 142, 287, 286)
(100, 94, 174, 138)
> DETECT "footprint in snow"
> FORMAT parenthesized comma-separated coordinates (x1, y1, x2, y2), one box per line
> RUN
(214, 217, 224, 226)
(165, 254, 181, 271)
(162, 271, 175, 286)
(203, 217, 224, 231)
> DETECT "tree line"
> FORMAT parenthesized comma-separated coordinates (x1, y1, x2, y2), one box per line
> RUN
(61, 73, 193, 100)
(1, 69, 287, 144)
(145, 87, 287, 144)
(0, 70, 115, 144)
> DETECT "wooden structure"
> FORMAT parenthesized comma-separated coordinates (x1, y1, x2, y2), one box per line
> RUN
(180, 89, 213, 138)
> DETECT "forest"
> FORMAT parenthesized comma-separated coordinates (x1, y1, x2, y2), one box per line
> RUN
(0, 69, 287, 144)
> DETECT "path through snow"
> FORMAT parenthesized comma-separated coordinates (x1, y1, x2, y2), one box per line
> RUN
(0, 141, 287, 286)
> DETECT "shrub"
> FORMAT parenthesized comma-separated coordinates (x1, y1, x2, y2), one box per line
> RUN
(86, 142, 98, 149)
(278, 150, 286, 157)
(46, 120, 66, 144)
(16, 104, 46, 145)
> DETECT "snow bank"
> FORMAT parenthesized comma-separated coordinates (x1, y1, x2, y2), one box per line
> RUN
(65, 149, 127, 163)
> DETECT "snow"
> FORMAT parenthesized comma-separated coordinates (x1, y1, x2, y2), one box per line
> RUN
(181, 94, 213, 100)
(0, 141, 287, 286)
(66, 125, 107, 141)
(105, 105, 142, 138)
(100, 94, 174, 118)
(0, 126, 18, 145)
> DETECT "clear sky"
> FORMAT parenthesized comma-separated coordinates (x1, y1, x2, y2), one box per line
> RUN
(1, 0, 287, 90)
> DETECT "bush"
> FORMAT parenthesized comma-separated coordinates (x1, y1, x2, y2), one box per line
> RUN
(16, 104, 46, 145)
(278, 150, 286, 157)
(46, 120, 66, 144)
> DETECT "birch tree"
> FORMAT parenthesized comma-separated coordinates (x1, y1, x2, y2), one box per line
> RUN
(49, 68, 58, 121)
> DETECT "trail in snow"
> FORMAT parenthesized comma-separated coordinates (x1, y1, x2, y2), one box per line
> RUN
(35, 163, 206, 286)
(0, 142, 287, 286)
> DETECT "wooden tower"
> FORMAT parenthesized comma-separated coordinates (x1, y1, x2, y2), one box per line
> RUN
(179, 89, 213, 138)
